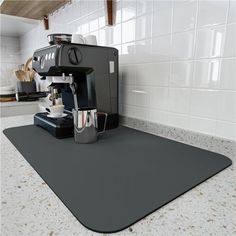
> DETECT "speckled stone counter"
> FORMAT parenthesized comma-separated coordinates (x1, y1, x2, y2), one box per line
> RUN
(1, 115, 236, 236)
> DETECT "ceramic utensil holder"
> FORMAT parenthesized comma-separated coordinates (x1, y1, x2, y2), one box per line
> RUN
(16, 80, 36, 94)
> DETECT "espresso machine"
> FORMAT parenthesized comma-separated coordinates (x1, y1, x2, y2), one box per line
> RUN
(32, 43, 119, 138)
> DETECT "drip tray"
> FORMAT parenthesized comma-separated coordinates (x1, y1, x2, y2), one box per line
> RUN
(3, 125, 231, 233)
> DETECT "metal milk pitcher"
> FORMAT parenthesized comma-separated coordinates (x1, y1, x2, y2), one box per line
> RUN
(72, 108, 107, 144)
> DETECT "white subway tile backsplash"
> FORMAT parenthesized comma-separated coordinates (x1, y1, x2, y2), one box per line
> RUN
(121, 42, 135, 57)
(114, 0, 122, 24)
(170, 61, 193, 87)
(122, 0, 136, 22)
(197, 0, 228, 28)
(152, 35, 171, 61)
(220, 58, 236, 90)
(122, 19, 135, 43)
(152, 8, 172, 36)
(190, 89, 218, 119)
(223, 23, 236, 57)
(136, 0, 153, 16)
(98, 10, 106, 28)
(135, 106, 150, 121)
(228, 0, 236, 23)
(0, 36, 21, 87)
(134, 86, 150, 107)
(168, 88, 191, 114)
(151, 63, 170, 86)
(172, 31, 194, 60)
(149, 109, 169, 125)
(135, 14, 152, 40)
(120, 65, 136, 85)
(195, 26, 225, 58)
(18, 0, 236, 140)
(1, 36, 20, 49)
(99, 27, 107, 46)
(173, 1, 197, 33)
(217, 91, 236, 122)
(120, 104, 136, 118)
(135, 64, 152, 85)
(216, 120, 236, 140)
(153, 0, 173, 12)
(67, 2, 80, 22)
(136, 62, 170, 86)
(87, 0, 100, 14)
(135, 39, 152, 62)
(193, 59, 220, 89)
(109, 24, 122, 45)
(80, 1, 89, 17)
(89, 14, 99, 32)
(149, 87, 169, 110)
(81, 17, 89, 34)
(120, 85, 136, 106)
(168, 113, 190, 130)
(190, 117, 216, 135)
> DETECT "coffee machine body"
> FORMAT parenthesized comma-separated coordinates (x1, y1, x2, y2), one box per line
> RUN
(32, 43, 119, 138)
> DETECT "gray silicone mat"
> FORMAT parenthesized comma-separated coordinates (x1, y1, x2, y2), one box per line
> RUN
(3, 125, 231, 233)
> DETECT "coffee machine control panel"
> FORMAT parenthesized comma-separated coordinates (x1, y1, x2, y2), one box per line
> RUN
(32, 45, 59, 74)
(67, 47, 82, 65)
(33, 44, 85, 75)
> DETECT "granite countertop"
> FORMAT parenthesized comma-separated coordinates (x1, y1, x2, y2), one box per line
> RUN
(1, 115, 236, 236)
(0, 101, 39, 107)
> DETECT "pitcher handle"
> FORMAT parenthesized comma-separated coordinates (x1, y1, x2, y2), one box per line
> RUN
(97, 112, 108, 134)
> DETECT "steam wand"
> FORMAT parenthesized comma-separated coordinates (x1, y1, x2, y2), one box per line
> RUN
(69, 74, 79, 111)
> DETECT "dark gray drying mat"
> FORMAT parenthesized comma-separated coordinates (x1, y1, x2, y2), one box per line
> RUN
(3, 125, 232, 233)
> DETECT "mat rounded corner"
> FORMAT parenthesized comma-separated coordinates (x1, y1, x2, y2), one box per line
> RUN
(72, 215, 132, 234)
(2, 128, 11, 136)
(217, 152, 233, 167)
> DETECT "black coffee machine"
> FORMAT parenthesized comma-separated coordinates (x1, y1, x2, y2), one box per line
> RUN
(32, 43, 119, 138)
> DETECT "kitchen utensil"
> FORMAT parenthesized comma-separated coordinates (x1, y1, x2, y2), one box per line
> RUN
(28, 69, 35, 81)
(24, 57, 32, 72)
(73, 108, 107, 144)
(71, 34, 85, 44)
(24, 57, 35, 81)
(84, 35, 97, 45)
(20, 64, 25, 71)
(15, 70, 27, 81)
(47, 33, 72, 45)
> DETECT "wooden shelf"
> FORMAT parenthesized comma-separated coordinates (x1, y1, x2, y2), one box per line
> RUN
(0, 0, 70, 20)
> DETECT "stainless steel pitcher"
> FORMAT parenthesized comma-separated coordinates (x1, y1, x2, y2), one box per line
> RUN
(72, 108, 107, 144)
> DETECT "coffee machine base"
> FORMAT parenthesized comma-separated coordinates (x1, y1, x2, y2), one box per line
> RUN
(34, 112, 74, 139)
(34, 112, 119, 139)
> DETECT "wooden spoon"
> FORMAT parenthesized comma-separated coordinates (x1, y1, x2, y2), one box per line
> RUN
(24, 57, 34, 81)
(29, 69, 35, 81)
(15, 70, 27, 81)
(24, 57, 32, 73)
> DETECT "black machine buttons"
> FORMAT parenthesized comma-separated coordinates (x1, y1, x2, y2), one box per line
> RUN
(68, 47, 82, 65)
